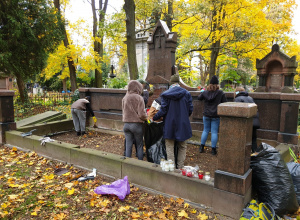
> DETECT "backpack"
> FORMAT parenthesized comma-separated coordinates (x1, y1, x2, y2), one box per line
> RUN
(240, 200, 277, 220)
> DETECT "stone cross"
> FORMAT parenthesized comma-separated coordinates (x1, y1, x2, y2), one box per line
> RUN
(154, 29, 164, 48)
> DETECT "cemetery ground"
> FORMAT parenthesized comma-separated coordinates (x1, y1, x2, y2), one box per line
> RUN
(0, 145, 230, 219)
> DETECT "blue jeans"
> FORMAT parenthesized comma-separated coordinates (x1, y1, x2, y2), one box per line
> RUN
(201, 116, 220, 148)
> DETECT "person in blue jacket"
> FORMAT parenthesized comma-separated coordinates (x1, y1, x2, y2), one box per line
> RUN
(198, 75, 227, 155)
(152, 74, 193, 169)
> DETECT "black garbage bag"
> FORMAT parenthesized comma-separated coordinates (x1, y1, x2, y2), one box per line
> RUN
(144, 122, 166, 164)
(287, 162, 300, 205)
(250, 143, 298, 215)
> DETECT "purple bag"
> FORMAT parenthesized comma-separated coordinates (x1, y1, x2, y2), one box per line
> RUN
(94, 176, 130, 200)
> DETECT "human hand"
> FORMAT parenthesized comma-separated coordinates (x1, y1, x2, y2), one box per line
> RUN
(200, 89, 205, 93)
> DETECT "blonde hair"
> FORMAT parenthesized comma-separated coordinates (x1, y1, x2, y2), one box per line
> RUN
(234, 87, 245, 98)
(207, 84, 219, 91)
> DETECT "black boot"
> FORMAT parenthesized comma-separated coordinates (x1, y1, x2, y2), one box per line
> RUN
(81, 131, 86, 136)
(199, 144, 204, 153)
(76, 132, 81, 136)
(211, 148, 217, 155)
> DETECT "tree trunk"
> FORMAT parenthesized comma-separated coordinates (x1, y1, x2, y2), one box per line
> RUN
(124, 0, 138, 80)
(54, 0, 77, 92)
(15, 75, 26, 103)
(208, 5, 224, 81)
(208, 40, 220, 80)
(62, 78, 67, 92)
(92, 0, 108, 87)
(166, 0, 173, 31)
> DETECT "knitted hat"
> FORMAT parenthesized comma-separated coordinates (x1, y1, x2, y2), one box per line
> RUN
(210, 75, 219, 85)
(169, 74, 180, 85)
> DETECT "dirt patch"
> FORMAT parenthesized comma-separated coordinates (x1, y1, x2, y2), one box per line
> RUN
(52, 129, 218, 177)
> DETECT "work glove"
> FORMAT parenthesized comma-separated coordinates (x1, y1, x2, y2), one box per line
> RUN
(93, 116, 97, 123)
(147, 119, 153, 124)
(200, 89, 205, 93)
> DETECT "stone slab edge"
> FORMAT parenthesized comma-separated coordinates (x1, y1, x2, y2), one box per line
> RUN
(4, 130, 232, 217)
(16, 111, 63, 128)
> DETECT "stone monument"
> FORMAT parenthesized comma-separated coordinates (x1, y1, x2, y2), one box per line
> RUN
(145, 20, 197, 104)
(256, 44, 298, 93)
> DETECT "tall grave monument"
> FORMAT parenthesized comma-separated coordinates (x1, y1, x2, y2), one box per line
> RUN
(145, 20, 197, 101)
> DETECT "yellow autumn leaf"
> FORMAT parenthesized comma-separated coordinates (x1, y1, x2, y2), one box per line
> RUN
(64, 182, 74, 188)
(12, 147, 17, 152)
(31, 211, 37, 216)
(100, 199, 110, 207)
(96, 145, 99, 147)
(184, 203, 190, 208)
(190, 209, 197, 214)
(176, 198, 185, 205)
(28, 162, 34, 165)
(54, 212, 67, 219)
(8, 194, 18, 200)
(44, 173, 54, 180)
(55, 203, 68, 208)
(131, 212, 140, 219)
(68, 188, 75, 195)
(118, 206, 130, 212)
(9, 184, 20, 188)
(178, 210, 189, 218)
(197, 212, 208, 220)
(62, 172, 71, 176)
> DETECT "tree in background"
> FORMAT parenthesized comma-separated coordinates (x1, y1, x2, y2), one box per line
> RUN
(173, 0, 297, 85)
(91, 0, 109, 88)
(0, 0, 64, 102)
(124, 0, 139, 80)
(54, 0, 77, 92)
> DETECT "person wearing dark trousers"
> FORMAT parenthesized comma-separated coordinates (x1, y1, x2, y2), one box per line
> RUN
(234, 87, 260, 152)
(122, 80, 148, 160)
(71, 96, 94, 136)
(198, 75, 227, 155)
(152, 74, 193, 169)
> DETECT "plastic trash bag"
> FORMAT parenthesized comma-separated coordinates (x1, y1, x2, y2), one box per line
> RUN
(287, 162, 300, 205)
(250, 143, 298, 215)
(94, 176, 130, 200)
(144, 122, 166, 164)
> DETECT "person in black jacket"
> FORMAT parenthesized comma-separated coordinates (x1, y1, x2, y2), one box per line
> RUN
(234, 87, 260, 152)
(198, 76, 227, 155)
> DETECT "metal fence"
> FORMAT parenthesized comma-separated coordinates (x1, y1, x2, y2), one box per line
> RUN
(14, 92, 73, 121)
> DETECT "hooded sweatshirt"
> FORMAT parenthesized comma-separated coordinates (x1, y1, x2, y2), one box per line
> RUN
(122, 80, 147, 123)
(198, 89, 227, 117)
(153, 86, 193, 141)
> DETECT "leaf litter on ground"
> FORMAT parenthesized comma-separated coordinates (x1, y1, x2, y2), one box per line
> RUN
(0, 145, 232, 219)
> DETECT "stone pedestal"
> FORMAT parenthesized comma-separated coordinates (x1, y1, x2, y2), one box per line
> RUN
(0, 90, 16, 143)
(212, 102, 257, 218)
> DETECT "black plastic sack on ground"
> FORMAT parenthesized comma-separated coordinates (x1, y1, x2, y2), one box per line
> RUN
(144, 122, 166, 164)
(250, 143, 298, 215)
(287, 162, 300, 205)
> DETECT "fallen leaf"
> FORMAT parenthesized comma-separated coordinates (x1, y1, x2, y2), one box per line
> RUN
(31, 211, 37, 216)
(64, 182, 74, 188)
(68, 188, 75, 195)
(184, 203, 190, 208)
(118, 206, 130, 212)
(131, 212, 140, 219)
(197, 212, 208, 220)
(178, 210, 189, 218)
(176, 198, 184, 205)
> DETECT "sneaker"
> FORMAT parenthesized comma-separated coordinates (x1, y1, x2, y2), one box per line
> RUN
(211, 148, 217, 155)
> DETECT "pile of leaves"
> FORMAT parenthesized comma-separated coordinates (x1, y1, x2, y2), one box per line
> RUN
(0, 146, 231, 219)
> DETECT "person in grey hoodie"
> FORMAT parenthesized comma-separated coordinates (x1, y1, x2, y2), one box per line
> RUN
(197, 75, 227, 155)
